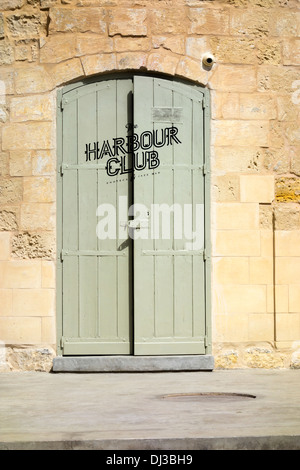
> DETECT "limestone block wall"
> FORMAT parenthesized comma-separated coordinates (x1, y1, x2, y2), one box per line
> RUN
(0, 0, 299, 370)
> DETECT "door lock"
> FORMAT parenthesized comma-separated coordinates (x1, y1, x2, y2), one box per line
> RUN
(120, 219, 149, 229)
(128, 220, 141, 230)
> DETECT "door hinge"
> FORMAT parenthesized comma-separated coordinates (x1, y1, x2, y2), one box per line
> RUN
(60, 97, 68, 111)
(204, 336, 210, 348)
(60, 337, 64, 349)
(202, 164, 210, 176)
(60, 250, 64, 262)
(203, 249, 210, 261)
(60, 165, 64, 176)
(202, 98, 206, 109)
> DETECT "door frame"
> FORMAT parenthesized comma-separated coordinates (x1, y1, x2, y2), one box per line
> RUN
(56, 72, 212, 357)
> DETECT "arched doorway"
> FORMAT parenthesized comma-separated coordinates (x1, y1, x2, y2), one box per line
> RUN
(56, 74, 211, 363)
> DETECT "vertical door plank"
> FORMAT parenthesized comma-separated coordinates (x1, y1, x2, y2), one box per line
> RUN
(63, 257, 79, 338)
(97, 82, 118, 339)
(155, 256, 174, 337)
(152, 80, 174, 338)
(133, 76, 155, 344)
(116, 79, 133, 345)
(62, 76, 79, 342)
(192, 99, 206, 337)
(174, 256, 193, 337)
(193, 256, 206, 337)
(62, 168, 79, 338)
(63, 99, 78, 165)
(78, 92, 98, 338)
(172, 92, 193, 338)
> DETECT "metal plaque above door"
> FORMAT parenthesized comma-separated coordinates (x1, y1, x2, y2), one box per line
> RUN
(57, 75, 211, 357)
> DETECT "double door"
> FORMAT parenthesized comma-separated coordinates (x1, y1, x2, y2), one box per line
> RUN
(58, 75, 210, 356)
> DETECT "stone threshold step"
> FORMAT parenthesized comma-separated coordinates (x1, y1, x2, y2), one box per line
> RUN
(52, 355, 214, 372)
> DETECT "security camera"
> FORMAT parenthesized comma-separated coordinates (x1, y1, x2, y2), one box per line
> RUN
(202, 53, 215, 68)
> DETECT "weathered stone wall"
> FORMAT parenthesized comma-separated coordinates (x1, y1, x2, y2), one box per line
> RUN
(0, 0, 299, 371)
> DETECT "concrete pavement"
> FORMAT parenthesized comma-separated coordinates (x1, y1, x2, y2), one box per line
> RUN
(0, 369, 299, 450)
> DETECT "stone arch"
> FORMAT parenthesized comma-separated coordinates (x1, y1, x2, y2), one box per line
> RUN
(39, 49, 214, 92)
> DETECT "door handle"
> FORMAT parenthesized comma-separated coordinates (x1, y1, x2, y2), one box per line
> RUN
(128, 220, 141, 229)
(120, 219, 149, 229)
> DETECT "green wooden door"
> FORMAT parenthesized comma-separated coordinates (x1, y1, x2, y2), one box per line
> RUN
(133, 77, 206, 355)
(58, 75, 209, 356)
(59, 79, 133, 355)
